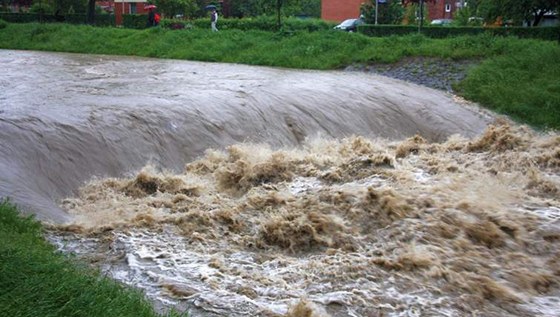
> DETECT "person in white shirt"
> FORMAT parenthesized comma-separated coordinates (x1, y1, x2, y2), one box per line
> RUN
(211, 9, 218, 31)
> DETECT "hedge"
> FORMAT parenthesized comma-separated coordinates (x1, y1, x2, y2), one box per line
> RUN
(161, 16, 336, 32)
(122, 14, 150, 29)
(358, 24, 560, 41)
(0, 12, 115, 26)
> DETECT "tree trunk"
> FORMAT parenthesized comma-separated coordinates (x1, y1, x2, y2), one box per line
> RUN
(533, 11, 545, 27)
(276, 0, 282, 31)
(87, 0, 95, 25)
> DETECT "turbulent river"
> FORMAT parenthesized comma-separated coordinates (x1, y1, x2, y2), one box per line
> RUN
(1, 49, 559, 316)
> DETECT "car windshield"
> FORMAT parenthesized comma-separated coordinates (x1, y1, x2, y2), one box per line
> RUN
(340, 19, 356, 27)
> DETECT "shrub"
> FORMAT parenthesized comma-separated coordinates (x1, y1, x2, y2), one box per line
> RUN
(0, 19, 6, 29)
(123, 14, 149, 29)
(359, 24, 560, 41)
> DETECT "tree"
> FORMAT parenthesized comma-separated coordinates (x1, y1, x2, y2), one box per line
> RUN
(401, 0, 435, 28)
(229, 0, 319, 19)
(86, 0, 94, 24)
(361, 0, 405, 25)
(230, 0, 275, 17)
(477, 0, 560, 26)
(54, 0, 86, 14)
(155, 0, 197, 18)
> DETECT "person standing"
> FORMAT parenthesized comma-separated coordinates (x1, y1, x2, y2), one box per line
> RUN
(210, 8, 218, 31)
(147, 8, 156, 27)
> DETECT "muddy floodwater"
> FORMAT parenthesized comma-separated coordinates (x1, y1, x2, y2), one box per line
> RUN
(1, 49, 559, 316)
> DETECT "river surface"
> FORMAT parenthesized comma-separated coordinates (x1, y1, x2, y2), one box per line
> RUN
(1, 49, 559, 316)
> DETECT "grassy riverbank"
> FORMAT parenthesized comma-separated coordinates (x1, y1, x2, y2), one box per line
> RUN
(0, 22, 558, 129)
(0, 200, 184, 317)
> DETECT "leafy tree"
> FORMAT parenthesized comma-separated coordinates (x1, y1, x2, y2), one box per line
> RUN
(155, 0, 198, 18)
(230, 0, 274, 17)
(282, 0, 320, 17)
(30, 0, 54, 13)
(229, 0, 319, 18)
(401, 0, 434, 27)
(54, 0, 86, 14)
(477, 0, 560, 26)
(361, 0, 405, 25)
(401, 0, 432, 26)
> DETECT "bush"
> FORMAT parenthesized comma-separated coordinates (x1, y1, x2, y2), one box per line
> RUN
(175, 16, 335, 32)
(0, 12, 115, 26)
(0, 19, 6, 29)
(123, 14, 150, 29)
(359, 24, 560, 41)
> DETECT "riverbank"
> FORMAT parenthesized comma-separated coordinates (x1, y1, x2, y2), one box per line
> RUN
(346, 57, 479, 92)
(0, 200, 185, 317)
(0, 22, 558, 130)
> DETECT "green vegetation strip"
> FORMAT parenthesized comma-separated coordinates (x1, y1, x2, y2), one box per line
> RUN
(0, 200, 184, 317)
(0, 22, 558, 129)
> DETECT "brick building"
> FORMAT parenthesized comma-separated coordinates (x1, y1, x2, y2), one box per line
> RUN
(321, 0, 365, 22)
(321, 0, 463, 23)
(426, 0, 461, 20)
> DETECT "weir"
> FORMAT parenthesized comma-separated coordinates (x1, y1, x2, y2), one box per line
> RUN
(2, 50, 559, 317)
(0, 49, 491, 223)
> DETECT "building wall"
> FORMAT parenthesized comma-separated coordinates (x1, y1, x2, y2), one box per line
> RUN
(427, 0, 458, 21)
(113, 0, 148, 25)
(321, 0, 365, 22)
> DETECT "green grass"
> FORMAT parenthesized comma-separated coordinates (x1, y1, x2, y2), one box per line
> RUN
(0, 23, 559, 129)
(0, 200, 184, 317)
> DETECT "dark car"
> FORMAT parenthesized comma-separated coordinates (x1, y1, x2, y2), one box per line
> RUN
(334, 18, 364, 32)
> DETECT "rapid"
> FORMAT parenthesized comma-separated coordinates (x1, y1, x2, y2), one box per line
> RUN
(1, 49, 558, 316)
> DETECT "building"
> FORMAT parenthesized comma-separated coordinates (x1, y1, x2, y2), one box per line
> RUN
(321, 0, 463, 23)
(426, 0, 461, 21)
(321, 0, 365, 22)
(112, 0, 151, 25)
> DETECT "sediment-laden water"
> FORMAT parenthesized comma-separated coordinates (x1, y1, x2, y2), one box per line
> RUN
(1, 50, 558, 316)
(50, 123, 560, 316)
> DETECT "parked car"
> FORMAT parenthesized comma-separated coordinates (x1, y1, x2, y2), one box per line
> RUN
(334, 19, 364, 32)
(430, 19, 453, 26)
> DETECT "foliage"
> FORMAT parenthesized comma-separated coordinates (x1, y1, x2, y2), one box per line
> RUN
(0, 12, 115, 25)
(281, 0, 321, 17)
(402, 3, 429, 25)
(477, 0, 560, 26)
(53, 0, 86, 14)
(361, 0, 405, 25)
(359, 23, 560, 40)
(0, 18, 6, 28)
(0, 200, 187, 317)
(228, 0, 320, 18)
(454, 6, 484, 26)
(457, 37, 560, 129)
(181, 15, 334, 32)
(29, 1, 54, 14)
(123, 14, 149, 29)
(155, 0, 198, 19)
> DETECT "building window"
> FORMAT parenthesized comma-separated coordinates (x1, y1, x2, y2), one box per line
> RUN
(130, 2, 136, 14)
(445, 4, 451, 12)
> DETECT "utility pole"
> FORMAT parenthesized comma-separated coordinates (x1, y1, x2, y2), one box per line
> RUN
(375, 0, 378, 25)
(418, 0, 424, 32)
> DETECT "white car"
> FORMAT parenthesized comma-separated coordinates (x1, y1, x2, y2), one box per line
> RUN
(334, 19, 364, 32)
(430, 19, 453, 26)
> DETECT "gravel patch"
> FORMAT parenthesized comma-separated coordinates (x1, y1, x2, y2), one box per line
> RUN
(346, 57, 480, 93)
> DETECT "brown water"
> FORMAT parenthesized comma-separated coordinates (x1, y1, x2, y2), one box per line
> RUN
(1, 49, 559, 316)
(0, 49, 490, 223)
